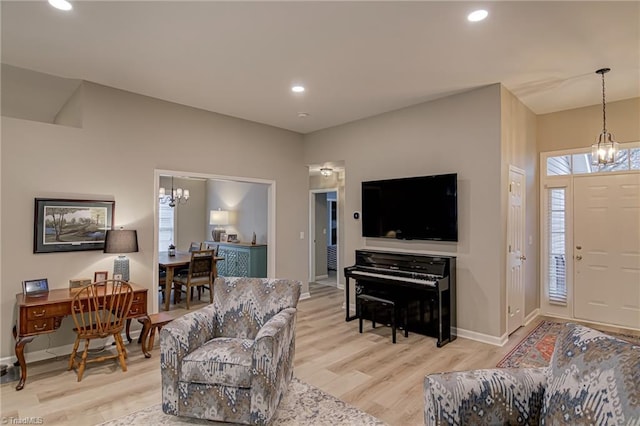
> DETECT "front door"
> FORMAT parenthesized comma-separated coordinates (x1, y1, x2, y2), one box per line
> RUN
(574, 173, 640, 328)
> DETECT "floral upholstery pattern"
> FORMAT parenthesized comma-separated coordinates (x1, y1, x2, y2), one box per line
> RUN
(541, 324, 640, 424)
(424, 323, 640, 426)
(424, 367, 547, 425)
(161, 277, 301, 425)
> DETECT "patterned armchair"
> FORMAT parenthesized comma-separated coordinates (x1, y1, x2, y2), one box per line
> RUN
(161, 277, 302, 425)
(424, 323, 640, 425)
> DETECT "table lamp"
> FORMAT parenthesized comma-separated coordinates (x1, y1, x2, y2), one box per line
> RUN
(210, 209, 229, 242)
(104, 229, 138, 281)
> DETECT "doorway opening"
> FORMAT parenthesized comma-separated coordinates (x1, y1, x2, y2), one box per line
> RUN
(309, 189, 339, 287)
(153, 169, 276, 314)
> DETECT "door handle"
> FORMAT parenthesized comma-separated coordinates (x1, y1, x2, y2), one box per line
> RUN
(519, 255, 526, 261)
(576, 255, 583, 260)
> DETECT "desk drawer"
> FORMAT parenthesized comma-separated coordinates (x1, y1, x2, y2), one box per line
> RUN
(128, 303, 145, 317)
(25, 318, 60, 334)
(131, 292, 146, 306)
(26, 303, 68, 320)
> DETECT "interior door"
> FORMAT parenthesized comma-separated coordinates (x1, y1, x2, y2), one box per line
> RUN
(507, 167, 526, 335)
(574, 173, 640, 329)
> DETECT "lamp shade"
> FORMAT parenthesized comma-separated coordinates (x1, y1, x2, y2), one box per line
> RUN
(103, 230, 139, 254)
(209, 210, 230, 225)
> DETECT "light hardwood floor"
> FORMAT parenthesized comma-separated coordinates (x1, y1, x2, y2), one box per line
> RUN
(2, 282, 636, 425)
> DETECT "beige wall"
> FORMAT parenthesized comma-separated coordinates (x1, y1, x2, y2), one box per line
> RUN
(0, 81, 308, 359)
(304, 84, 505, 339)
(538, 97, 640, 152)
(500, 87, 539, 329)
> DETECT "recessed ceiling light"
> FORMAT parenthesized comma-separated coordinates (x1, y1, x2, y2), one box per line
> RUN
(467, 9, 488, 22)
(291, 85, 305, 93)
(48, 0, 73, 11)
(297, 112, 310, 118)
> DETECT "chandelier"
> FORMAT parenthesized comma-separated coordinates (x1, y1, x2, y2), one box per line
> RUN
(159, 177, 190, 207)
(320, 167, 333, 177)
(591, 68, 618, 165)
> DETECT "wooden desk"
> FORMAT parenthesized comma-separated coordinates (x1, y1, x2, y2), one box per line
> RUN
(159, 251, 222, 311)
(13, 283, 149, 391)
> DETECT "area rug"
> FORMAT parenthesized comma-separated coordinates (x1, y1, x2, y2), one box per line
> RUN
(497, 320, 640, 368)
(97, 378, 386, 425)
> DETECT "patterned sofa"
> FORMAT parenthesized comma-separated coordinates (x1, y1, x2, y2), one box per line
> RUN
(424, 322, 640, 425)
(161, 277, 302, 425)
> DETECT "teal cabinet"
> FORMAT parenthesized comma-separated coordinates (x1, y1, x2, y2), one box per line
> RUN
(211, 242, 267, 278)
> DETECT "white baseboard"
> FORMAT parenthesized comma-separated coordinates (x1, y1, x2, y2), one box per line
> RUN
(336, 282, 344, 290)
(524, 309, 540, 325)
(0, 329, 142, 367)
(455, 327, 508, 347)
(299, 292, 311, 300)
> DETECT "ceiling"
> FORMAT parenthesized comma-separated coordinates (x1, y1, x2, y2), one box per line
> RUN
(1, 1, 638, 134)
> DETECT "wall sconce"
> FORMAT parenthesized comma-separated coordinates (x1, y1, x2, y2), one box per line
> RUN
(210, 209, 230, 242)
(103, 229, 139, 281)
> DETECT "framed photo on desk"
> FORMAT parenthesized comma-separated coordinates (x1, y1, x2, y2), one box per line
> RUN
(22, 278, 49, 296)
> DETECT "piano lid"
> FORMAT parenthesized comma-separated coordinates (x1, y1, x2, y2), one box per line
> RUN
(355, 249, 452, 277)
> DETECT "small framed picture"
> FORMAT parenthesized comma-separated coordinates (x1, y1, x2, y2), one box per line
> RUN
(94, 271, 108, 282)
(220, 233, 228, 242)
(23, 278, 49, 297)
(226, 234, 238, 243)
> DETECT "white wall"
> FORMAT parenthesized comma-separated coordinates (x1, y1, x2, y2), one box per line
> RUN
(1, 81, 309, 358)
(206, 180, 269, 244)
(303, 84, 505, 339)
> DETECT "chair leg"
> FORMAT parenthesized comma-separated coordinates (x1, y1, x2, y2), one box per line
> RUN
(68, 338, 80, 371)
(208, 284, 213, 304)
(114, 334, 128, 372)
(186, 285, 191, 310)
(77, 339, 90, 382)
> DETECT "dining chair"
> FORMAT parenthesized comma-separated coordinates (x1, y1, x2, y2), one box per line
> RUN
(173, 250, 215, 309)
(172, 242, 204, 301)
(68, 280, 134, 381)
(159, 266, 167, 302)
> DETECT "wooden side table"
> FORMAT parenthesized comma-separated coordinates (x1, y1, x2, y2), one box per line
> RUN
(138, 311, 184, 357)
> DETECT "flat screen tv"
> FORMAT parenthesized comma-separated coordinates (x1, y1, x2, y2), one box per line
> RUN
(361, 173, 457, 241)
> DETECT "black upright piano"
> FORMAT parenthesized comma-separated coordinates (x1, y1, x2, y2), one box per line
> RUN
(344, 249, 456, 347)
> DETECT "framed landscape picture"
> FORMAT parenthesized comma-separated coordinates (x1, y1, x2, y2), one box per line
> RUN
(34, 198, 115, 253)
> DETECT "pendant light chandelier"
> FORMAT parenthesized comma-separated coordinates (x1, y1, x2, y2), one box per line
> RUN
(159, 176, 190, 207)
(590, 68, 618, 165)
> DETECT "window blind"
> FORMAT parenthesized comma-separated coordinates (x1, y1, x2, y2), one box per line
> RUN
(547, 188, 567, 305)
(158, 203, 175, 252)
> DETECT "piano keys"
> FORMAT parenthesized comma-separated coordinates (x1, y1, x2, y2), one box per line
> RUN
(344, 249, 456, 347)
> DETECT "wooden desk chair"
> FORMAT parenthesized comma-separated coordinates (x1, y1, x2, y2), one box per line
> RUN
(68, 280, 134, 381)
(173, 250, 215, 309)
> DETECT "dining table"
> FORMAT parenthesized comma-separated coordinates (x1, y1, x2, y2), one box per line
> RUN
(158, 250, 223, 311)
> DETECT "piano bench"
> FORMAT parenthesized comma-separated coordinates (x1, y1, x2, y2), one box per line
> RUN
(357, 294, 408, 344)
